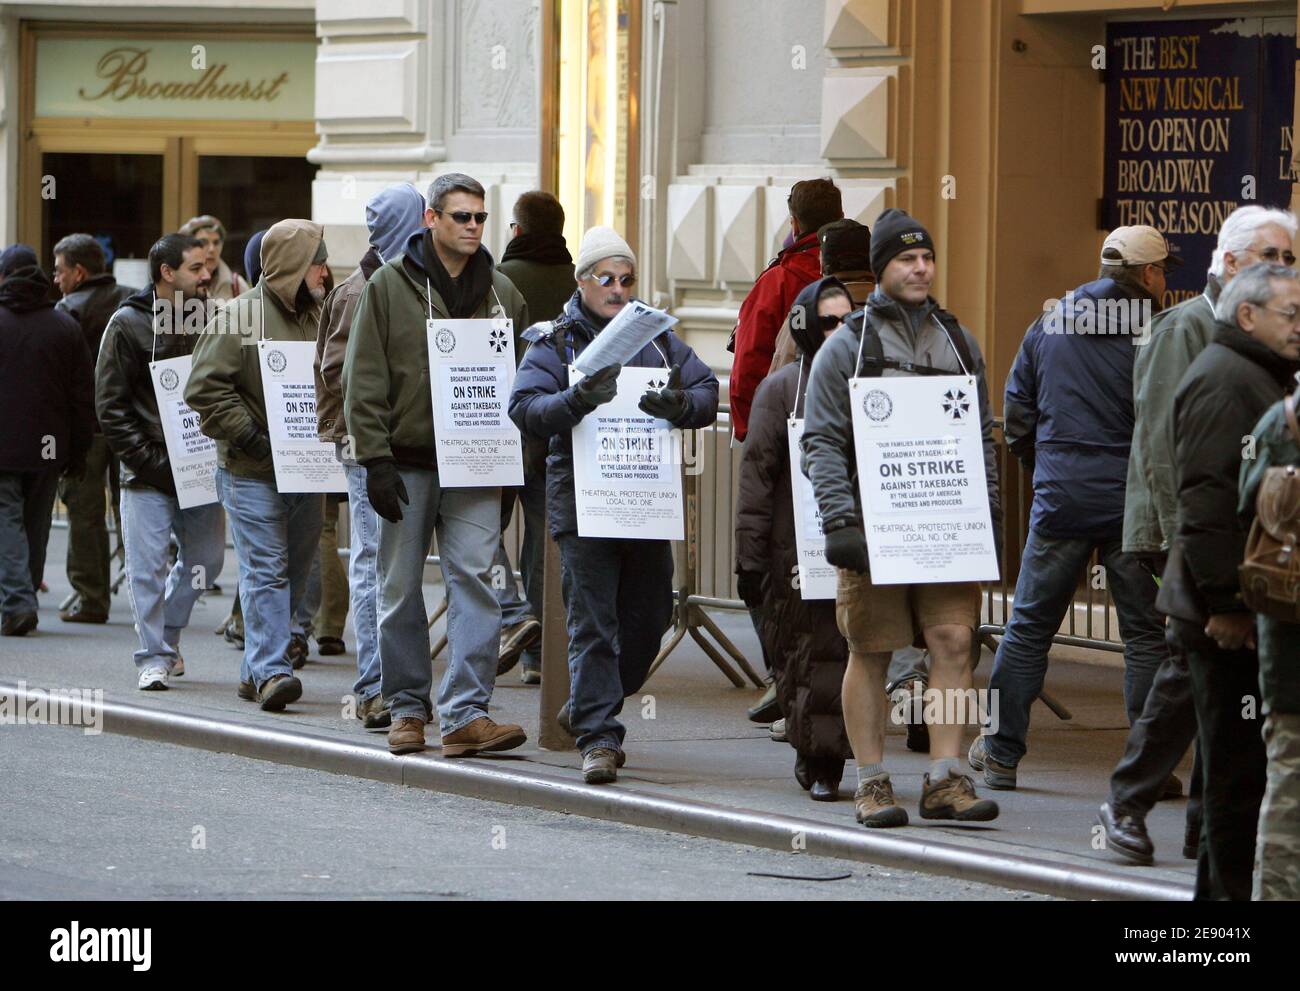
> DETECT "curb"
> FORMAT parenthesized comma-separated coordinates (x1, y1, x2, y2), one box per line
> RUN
(2, 680, 1193, 901)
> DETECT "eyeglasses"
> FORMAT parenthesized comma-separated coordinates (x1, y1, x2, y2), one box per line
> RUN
(589, 273, 636, 288)
(817, 315, 844, 332)
(438, 210, 489, 226)
(1257, 304, 1300, 325)
(1244, 246, 1299, 267)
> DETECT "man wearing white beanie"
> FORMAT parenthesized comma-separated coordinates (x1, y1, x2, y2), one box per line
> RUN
(510, 226, 720, 783)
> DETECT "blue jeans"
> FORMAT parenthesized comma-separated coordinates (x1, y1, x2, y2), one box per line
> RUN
(345, 463, 382, 702)
(377, 467, 501, 733)
(120, 486, 225, 671)
(985, 530, 1166, 767)
(557, 534, 675, 754)
(0, 468, 60, 620)
(216, 469, 322, 688)
(493, 476, 547, 670)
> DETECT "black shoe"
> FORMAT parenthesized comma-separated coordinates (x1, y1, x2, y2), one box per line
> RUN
(794, 755, 812, 791)
(258, 674, 303, 711)
(906, 721, 930, 754)
(1098, 803, 1154, 866)
(317, 636, 346, 656)
(747, 681, 781, 723)
(1, 611, 38, 637)
(1183, 824, 1200, 860)
(1158, 773, 1183, 801)
(59, 603, 108, 624)
(286, 633, 309, 670)
(810, 779, 839, 802)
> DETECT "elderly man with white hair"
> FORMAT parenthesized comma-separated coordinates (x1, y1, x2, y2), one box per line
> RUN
(1099, 205, 1297, 867)
(509, 227, 719, 784)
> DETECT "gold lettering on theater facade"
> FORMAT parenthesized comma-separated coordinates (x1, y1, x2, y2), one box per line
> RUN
(78, 48, 290, 105)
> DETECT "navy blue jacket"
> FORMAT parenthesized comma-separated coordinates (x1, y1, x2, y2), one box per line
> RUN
(509, 292, 719, 538)
(1004, 278, 1149, 540)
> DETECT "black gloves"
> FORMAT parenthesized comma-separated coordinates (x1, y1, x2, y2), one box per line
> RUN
(572, 364, 621, 412)
(638, 364, 689, 423)
(364, 457, 409, 524)
(237, 424, 272, 463)
(736, 571, 766, 609)
(823, 524, 869, 574)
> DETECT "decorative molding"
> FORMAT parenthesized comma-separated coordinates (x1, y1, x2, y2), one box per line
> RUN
(454, 0, 538, 132)
(667, 183, 711, 282)
(712, 185, 761, 284)
(840, 182, 892, 229)
(316, 41, 423, 134)
(317, 0, 426, 37)
(823, 0, 891, 51)
(821, 70, 892, 161)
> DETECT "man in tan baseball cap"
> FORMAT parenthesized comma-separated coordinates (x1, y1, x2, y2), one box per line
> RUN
(1100, 226, 1183, 311)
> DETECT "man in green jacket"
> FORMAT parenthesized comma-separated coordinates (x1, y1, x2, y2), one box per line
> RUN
(1100, 207, 1297, 866)
(186, 219, 330, 712)
(343, 173, 531, 757)
(1239, 379, 1300, 900)
(494, 190, 576, 683)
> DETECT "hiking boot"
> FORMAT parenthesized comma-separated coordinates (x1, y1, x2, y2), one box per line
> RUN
(358, 694, 391, 730)
(583, 747, 619, 784)
(919, 770, 1000, 822)
(968, 735, 1017, 790)
(747, 680, 780, 723)
(1097, 803, 1154, 866)
(854, 777, 909, 828)
(258, 674, 302, 712)
(441, 716, 527, 757)
(237, 678, 257, 702)
(1, 611, 38, 637)
(498, 617, 542, 675)
(286, 633, 309, 670)
(388, 717, 427, 755)
(317, 636, 346, 656)
(1159, 773, 1183, 801)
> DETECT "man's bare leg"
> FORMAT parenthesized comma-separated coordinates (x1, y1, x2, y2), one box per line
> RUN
(923, 623, 974, 760)
(842, 650, 892, 764)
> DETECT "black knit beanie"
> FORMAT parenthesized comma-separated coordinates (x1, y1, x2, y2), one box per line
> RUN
(870, 209, 935, 279)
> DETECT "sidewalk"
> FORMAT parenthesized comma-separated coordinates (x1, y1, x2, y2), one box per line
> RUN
(4, 528, 1197, 897)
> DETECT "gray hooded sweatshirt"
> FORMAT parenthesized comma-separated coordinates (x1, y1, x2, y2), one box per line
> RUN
(799, 288, 1001, 540)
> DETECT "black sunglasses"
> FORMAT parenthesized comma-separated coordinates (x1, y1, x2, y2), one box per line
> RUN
(817, 315, 844, 332)
(590, 273, 636, 288)
(438, 210, 489, 226)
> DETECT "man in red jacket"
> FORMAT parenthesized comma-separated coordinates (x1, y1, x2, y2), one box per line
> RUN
(729, 178, 842, 442)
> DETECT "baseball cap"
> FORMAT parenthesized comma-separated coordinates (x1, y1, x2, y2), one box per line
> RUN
(1101, 226, 1183, 269)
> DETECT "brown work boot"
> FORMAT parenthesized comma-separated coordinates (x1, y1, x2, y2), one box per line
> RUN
(358, 694, 392, 730)
(920, 770, 1000, 822)
(388, 717, 427, 755)
(441, 716, 527, 758)
(583, 747, 619, 784)
(854, 776, 909, 828)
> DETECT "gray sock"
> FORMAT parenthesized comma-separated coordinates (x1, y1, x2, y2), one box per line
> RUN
(856, 763, 887, 787)
(929, 758, 959, 781)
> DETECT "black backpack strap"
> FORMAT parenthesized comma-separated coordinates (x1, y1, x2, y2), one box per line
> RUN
(851, 309, 887, 378)
(932, 308, 977, 378)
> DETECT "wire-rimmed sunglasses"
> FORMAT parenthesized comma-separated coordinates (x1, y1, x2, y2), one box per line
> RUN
(588, 273, 637, 288)
(438, 209, 489, 226)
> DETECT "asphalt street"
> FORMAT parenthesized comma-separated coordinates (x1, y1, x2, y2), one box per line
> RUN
(0, 724, 1048, 900)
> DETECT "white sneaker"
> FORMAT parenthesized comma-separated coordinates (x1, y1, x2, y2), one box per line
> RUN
(138, 665, 170, 691)
(170, 652, 185, 677)
(769, 717, 787, 742)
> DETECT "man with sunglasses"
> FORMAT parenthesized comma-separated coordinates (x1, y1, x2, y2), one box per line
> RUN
(971, 226, 1178, 795)
(1100, 206, 1297, 867)
(343, 173, 531, 758)
(509, 226, 719, 784)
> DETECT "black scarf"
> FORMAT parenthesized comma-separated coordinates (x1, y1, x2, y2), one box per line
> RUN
(0, 265, 57, 313)
(423, 229, 493, 319)
(501, 232, 573, 266)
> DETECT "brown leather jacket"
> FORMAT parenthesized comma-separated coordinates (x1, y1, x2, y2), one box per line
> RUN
(766, 273, 874, 376)
(315, 247, 381, 446)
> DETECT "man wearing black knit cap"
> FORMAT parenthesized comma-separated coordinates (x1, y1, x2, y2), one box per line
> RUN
(801, 209, 1002, 828)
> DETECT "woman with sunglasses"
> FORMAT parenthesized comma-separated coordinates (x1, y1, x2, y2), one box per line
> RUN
(736, 277, 856, 801)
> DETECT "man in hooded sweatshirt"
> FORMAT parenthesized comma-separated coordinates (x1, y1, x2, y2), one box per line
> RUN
(343, 173, 530, 757)
(801, 209, 1002, 827)
(315, 183, 427, 730)
(0, 245, 93, 636)
(96, 233, 226, 690)
(971, 226, 1177, 793)
(186, 219, 330, 712)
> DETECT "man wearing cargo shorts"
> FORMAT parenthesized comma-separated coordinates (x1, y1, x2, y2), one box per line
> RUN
(801, 209, 1002, 827)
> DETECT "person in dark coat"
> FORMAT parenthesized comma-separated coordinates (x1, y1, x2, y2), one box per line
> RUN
(494, 191, 577, 682)
(736, 277, 855, 800)
(974, 226, 1176, 790)
(509, 226, 719, 785)
(0, 244, 94, 636)
(51, 233, 134, 624)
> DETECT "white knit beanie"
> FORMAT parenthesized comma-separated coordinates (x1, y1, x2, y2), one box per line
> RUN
(575, 226, 636, 277)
